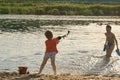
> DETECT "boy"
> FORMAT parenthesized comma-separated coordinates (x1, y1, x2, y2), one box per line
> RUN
(38, 30, 67, 75)
(104, 25, 119, 57)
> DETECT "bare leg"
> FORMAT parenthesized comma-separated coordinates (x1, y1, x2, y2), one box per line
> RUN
(106, 45, 115, 57)
(38, 57, 49, 74)
(51, 57, 56, 75)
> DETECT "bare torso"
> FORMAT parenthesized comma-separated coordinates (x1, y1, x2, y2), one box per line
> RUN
(105, 32, 115, 43)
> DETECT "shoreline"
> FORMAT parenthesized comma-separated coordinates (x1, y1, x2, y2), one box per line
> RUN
(0, 15, 120, 20)
(1, 72, 120, 80)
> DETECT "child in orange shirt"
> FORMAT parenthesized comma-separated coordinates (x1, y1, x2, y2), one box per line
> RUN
(39, 30, 69, 75)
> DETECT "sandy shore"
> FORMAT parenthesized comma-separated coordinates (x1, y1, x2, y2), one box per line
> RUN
(1, 72, 120, 80)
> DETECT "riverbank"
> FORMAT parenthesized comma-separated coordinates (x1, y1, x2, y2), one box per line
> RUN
(1, 72, 120, 80)
(0, 2, 120, 16)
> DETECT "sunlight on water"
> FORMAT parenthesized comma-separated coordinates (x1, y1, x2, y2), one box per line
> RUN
(0, 16, 120, 75)
(0, 15, 120, 21)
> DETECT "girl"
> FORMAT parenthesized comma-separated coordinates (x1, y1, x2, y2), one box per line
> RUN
(39, 30, 69, 75)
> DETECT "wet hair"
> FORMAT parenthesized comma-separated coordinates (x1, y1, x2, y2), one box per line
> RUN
(45, 30, 53, 40)
(106, 25, 111, 30)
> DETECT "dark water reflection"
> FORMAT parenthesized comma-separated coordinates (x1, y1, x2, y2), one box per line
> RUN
(0, 15, 120, 32)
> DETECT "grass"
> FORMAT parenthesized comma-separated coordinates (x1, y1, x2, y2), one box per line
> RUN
(0, 2, 120, 15)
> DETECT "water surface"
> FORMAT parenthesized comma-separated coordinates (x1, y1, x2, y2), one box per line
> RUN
(0, 15, 120, 75)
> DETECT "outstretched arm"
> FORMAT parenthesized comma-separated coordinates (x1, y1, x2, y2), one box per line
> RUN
(57, 35, 67, 40)
(57, 30, 70, 40)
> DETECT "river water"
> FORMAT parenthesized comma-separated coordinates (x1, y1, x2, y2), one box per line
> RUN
(0, 15, 120, 75)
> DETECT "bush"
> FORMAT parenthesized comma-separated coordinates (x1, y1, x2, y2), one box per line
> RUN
(0, 7, 9, 14)
(90, 6, 102, 15)
(34, 8, 45, 15)
(48, 8, 60, 15)
(81, 9, 93, 15)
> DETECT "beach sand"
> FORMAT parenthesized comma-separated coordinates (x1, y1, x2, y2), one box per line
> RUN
(1, 72, 120, 80)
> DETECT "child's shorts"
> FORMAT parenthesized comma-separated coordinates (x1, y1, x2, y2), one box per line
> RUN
(44, 52, 56, 58)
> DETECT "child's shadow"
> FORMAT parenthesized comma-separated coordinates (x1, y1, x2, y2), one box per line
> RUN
(85, 56, 110, 75)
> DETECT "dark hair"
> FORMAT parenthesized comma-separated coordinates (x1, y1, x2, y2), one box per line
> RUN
(45, 30, 53, 40)
(106, 25, 111, 29)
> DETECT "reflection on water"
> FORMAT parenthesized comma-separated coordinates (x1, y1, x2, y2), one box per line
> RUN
(0, 15, 120, 75)
(0, 15, 120, 32)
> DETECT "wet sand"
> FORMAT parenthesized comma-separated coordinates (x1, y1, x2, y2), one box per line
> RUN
(1, 72, 120, 80)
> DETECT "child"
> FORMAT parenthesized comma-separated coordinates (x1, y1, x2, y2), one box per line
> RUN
(38, 30, 67, 75)
(104, 25, 119, 57)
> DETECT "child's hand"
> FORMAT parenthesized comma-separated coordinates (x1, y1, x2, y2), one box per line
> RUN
(103, 44, 107, 51)
(116, 48, 120, 56)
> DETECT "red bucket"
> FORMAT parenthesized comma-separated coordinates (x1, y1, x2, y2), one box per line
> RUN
(18, 66, 28, 74)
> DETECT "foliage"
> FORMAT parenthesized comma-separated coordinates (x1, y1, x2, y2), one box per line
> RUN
(0, 2, 120, 15)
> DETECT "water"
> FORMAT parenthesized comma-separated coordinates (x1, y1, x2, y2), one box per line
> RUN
(0, 15, 120, 75)
(0, 15, 120, 21)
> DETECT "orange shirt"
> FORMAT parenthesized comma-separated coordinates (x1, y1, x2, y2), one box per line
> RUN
(45, 38, 59, 54)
